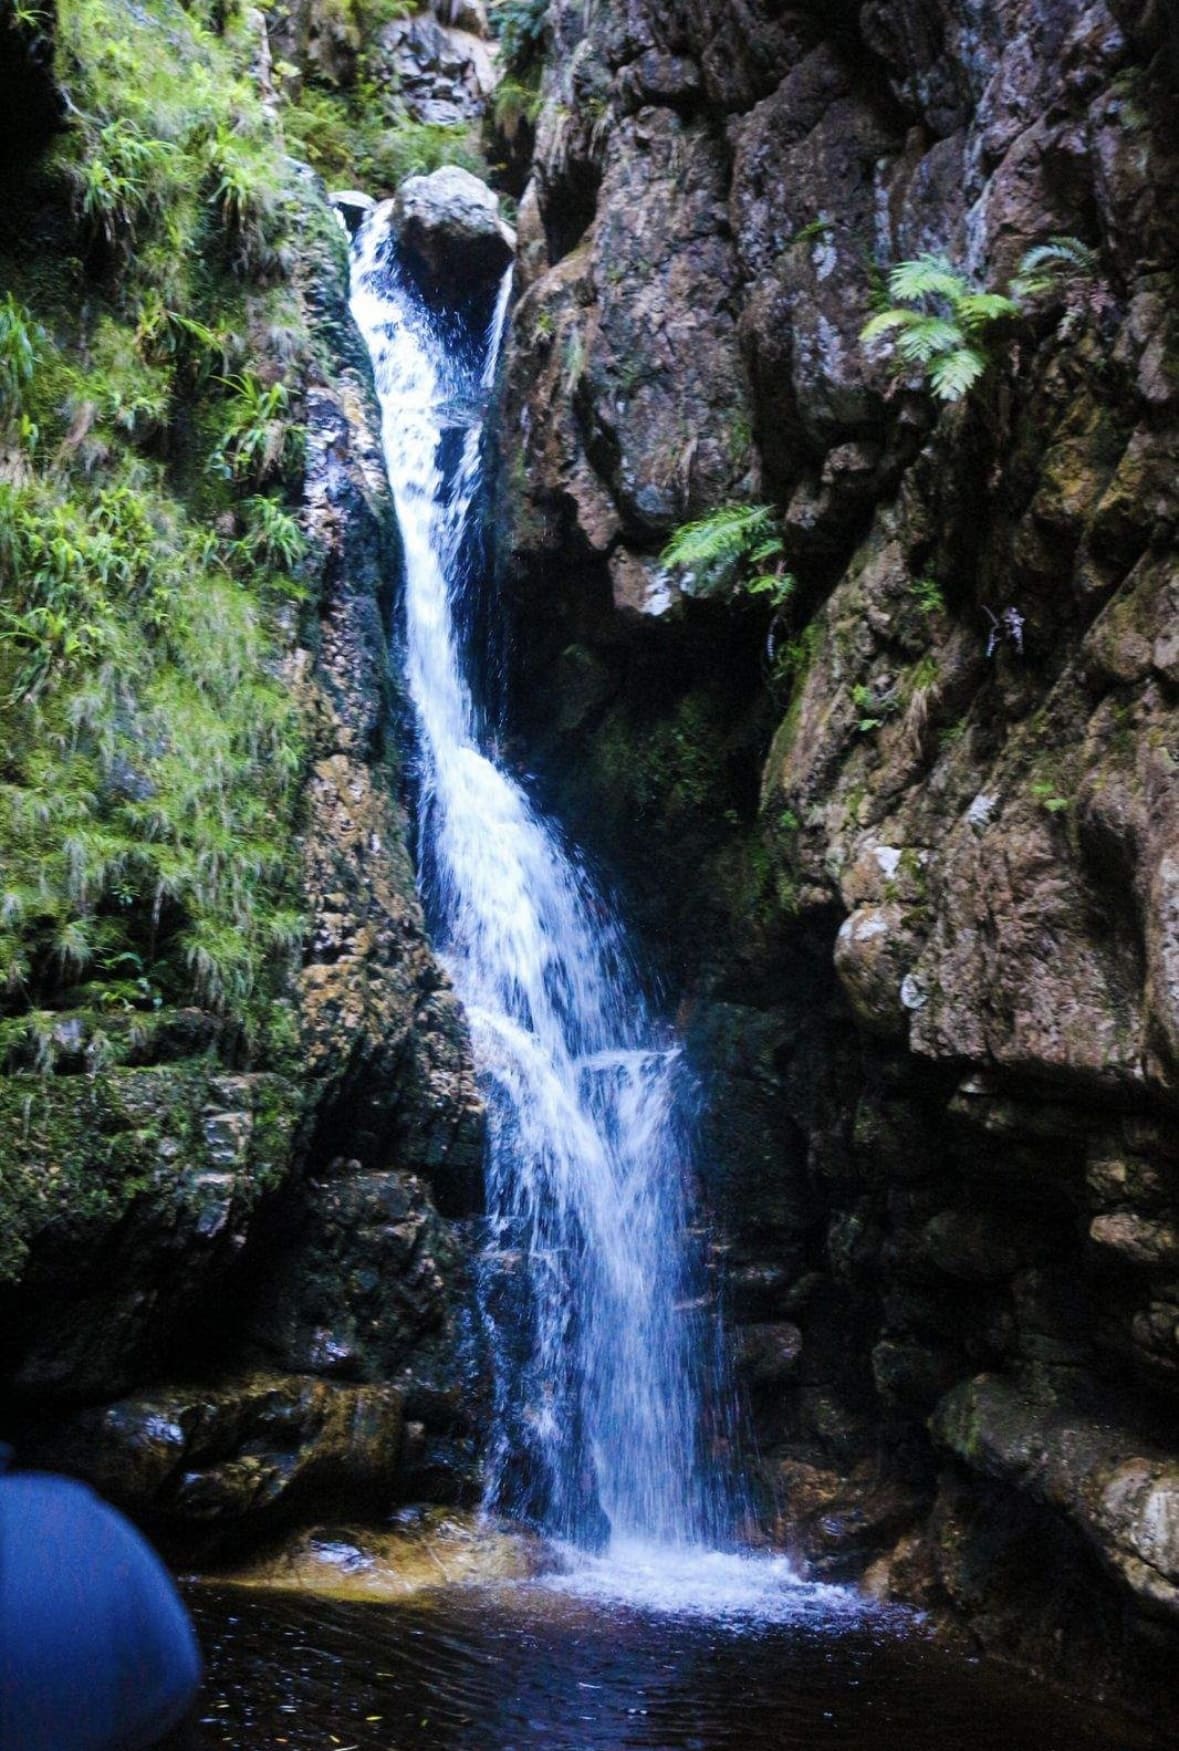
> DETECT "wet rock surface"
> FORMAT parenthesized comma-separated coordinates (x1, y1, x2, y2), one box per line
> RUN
(385, 166, 515, 298)
(377, 12, 495, 129)
(493, 0, 1179, 1708)
(16, 1374, 406, 1546)
(204, 1508, 549, 1598)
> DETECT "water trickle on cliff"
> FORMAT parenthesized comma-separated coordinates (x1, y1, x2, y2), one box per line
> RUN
(349, 217, 740, 1559)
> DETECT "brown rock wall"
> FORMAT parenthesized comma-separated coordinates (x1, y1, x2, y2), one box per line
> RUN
(493, 0, 1179, 1702)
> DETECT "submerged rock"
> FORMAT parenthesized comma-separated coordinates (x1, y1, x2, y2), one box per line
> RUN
(207, 1509, 552, 1601)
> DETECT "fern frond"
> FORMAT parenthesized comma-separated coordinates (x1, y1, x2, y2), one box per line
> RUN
(1010, 235, 1099, 300)
(887, 254, 967, 306)
(1018, 235, 1097, 277)
(928, 346, 987, 401)
(860, 308, 921, 344)
(660, 504, 776, 573)
(895, 316, 965, 365)
(956, 292, 1020, 332)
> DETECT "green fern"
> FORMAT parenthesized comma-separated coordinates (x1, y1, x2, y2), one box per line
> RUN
(491, 0, 549, 74)
(910, 576, 945, 616)
(661, 505, 798, 612)
(861, 254, 1018, 403)
(660, 505, 778, 595)
(0, 295, 42, 418)
(1010, 235, 1100, 299)
(494, 76, 544, 139)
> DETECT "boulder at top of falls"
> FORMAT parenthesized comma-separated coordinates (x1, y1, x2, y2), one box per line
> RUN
(387, 167, 515, 291)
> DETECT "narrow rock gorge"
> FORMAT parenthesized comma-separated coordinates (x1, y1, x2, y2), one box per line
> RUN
(2, 0, 1178, 1730)
(488, 0, 1179, 1705)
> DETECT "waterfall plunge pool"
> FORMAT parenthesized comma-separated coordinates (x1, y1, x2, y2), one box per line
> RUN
(186, 1553, 1164, 1750)
(239, 208, 1162, 1751)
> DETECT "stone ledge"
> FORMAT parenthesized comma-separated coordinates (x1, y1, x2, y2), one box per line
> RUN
(932, 1372, 1179, 1618)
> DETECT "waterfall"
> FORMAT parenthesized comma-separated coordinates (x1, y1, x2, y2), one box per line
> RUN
(349, 219, 738, 1555)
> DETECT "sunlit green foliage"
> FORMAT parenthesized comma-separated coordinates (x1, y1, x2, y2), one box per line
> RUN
(282, 86, 485, 191)
(493, 76, 544, 139)
(0, 0, 312, 1042)
(861, 255, 1019, 402)
(0, 294, 44, 416)
(275, 0, 486, 194)
(209, 374, 304, 488)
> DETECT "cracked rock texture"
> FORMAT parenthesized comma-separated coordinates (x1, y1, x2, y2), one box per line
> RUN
(493, 0, 1179, 1707)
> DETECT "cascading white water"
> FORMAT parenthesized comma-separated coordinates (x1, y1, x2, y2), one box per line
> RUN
(349, 218, 737, 1555)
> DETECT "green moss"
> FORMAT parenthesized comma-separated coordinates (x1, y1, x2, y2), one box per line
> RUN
(764, 620, 823, 771)
(594, 691, 729, 827)
(0, 1066, 298, 1283)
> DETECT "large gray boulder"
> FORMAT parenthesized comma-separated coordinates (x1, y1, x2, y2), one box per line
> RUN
(385, 166, 515, 292)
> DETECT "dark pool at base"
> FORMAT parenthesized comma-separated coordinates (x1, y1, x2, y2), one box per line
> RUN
(185, 1580, 1167, 1751)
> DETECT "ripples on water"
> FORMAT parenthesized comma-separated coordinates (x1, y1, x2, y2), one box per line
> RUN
(187, 1559, 1164, 1751)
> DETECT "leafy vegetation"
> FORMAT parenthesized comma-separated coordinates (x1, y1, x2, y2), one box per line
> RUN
(282, 88, 485, 192)
(1031, 781, 1071, 815)
(909, 576, 945, 616)
(861, 255, 1020, 402)
(660, 504, 794, 608)
(0, 0, 315, 1048)
(209, 374, 304, 489)
(490, 0, 549, 74)
(851, 682, 898, 734)
(493, 75, 544, 140)
(660, 506, 805, 706)
(0, 294, 43, 416)
(862, 237, 1103, 402)
(274, 0, 486, 194)
(486, 0, 547, 161)
(1010, 235, 1099, 299)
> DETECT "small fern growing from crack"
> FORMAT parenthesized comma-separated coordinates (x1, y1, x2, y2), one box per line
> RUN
(861, 254, 1019, 402)
(1010, 235, 1099, 298)
(863, 237, 1103, 402)
(660, 503, 793, 605)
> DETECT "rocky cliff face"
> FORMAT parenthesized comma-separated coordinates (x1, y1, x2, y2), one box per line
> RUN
(0, 0, 485, 1546)
(493, 0, 1179, 1703)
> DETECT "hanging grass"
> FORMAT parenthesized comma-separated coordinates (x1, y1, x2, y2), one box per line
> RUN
(0, 0, 316, 1048)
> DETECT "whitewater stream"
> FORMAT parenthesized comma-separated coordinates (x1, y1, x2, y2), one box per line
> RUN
(182, 216, 1166, 1751)
(348, 217, 738, 1564)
